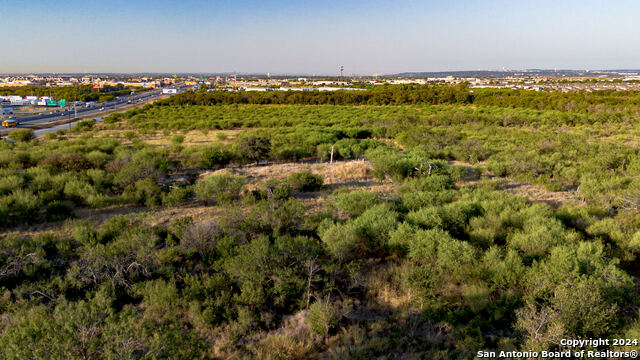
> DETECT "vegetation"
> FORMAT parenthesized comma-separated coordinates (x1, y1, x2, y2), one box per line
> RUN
(2, 85, 640, 358)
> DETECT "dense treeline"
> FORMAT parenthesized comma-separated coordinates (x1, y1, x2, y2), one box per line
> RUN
(159, 84, 474, 106)
(158, 84, 640, 113)
(0, 85, 143, 102)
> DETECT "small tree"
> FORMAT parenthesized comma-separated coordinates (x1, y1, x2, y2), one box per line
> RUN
(238, 136, 271, 165)
(308, 298, 339, 337)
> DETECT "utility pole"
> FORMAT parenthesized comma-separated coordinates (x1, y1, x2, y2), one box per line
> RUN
(330, 145, 334, 165)
(339, 65, 344, 80)
(74, 86, 78, 120)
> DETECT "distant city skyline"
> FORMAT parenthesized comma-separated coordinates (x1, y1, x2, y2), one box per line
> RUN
(1, 0, 639, 74)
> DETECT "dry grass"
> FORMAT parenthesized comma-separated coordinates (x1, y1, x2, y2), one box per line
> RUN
(363, 260, 418, 310)
(145, 129, 246, 147)
(62, 125, 249, 148)
(223, 159, 373, 186)
(502, 181, 578, 206)
(2, 201, 228, 239)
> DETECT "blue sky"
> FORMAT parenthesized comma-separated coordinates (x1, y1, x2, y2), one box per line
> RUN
(1, 0, 639, 74)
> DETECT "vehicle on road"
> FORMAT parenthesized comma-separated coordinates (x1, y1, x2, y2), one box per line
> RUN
(2, 119, 19, 127)
(100, 107, 105, 110)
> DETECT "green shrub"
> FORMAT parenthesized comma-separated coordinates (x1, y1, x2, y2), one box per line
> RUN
(40, 152, 90, 172)
(194, 144, 233, 169)
(162, 186, 193, 206)
(215, 132, 228, 141)
(0, 175, 24, 196)
(406, 207, 442, 229)
(171, 134, 185, 145)
(247, 198, 307, 237)
(103, 113, 123, 124)
(86, 169, 112, 191)
(194, 172, 246, 205)
(1, 189, 41, 223)
(45, 201, 74, 221)
(72, 220, 101, 245)
(334, 190, 379, 217)
(366, 148, 413, 181)
(123, 130, 137, 140)
(85, 151, 112, 168)
(122, 178, 162, 207)
(237, 135, 271, 164)
(438, 200, 483, 238)
(113, 149, 169, 187)
(307, 300, 339, 337)
(74, 119, 95, 131)
(63, 178, 96, 204)
(287, 171, 323, 192)
(8, 129, 34, 142)
(319, 221, 360, 261)
(399, 175, 456, 193)
(250, 179, 291, 201)
(508, 215, 580, 257)
(321, 204, 398, 260)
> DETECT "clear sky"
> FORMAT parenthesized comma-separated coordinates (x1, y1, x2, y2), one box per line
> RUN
(1, 0, 639, 74)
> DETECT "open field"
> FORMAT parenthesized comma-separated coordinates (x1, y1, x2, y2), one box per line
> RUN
(2, 86, 640, 359)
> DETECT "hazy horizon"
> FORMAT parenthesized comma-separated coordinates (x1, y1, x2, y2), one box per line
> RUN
(2, 0, 639, 74)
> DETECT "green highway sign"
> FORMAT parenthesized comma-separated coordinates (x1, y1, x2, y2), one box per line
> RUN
(47, 100, 57, 106)
(58, 99, 66, 107)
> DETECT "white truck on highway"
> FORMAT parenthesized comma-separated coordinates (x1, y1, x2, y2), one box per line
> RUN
(85, 101, 96, 108)
(162, 88, 178, 94)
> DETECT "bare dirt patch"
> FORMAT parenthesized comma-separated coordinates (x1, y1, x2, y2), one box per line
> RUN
(450, 160, 577, 206)
(502, 181, 577, 207)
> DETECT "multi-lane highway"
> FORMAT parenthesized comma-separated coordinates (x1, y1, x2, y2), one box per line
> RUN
(3, 86, 191, 128)
(10, 89, 164, 128)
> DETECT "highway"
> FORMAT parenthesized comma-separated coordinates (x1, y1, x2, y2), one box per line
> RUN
(33, 117, 103, 137)
(10, 89, 161, 127)
(1, 87, 188, 129)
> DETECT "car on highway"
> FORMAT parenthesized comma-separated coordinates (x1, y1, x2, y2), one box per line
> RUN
(100, 107, 105, 110)
(2, 119, 19, 127)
